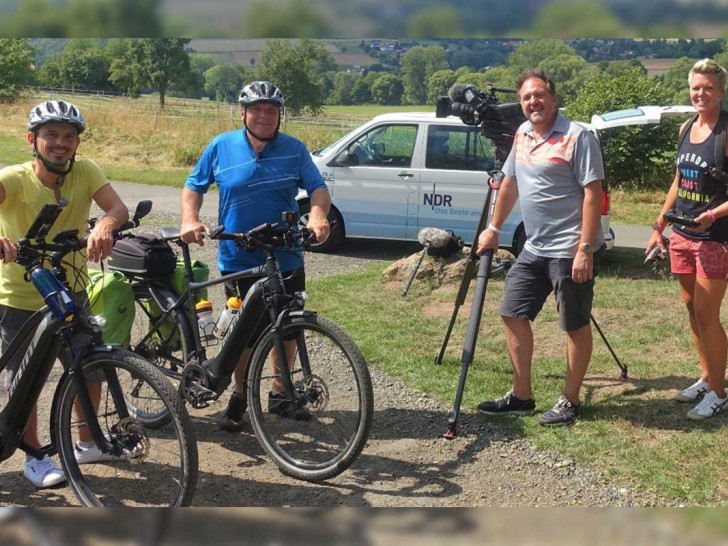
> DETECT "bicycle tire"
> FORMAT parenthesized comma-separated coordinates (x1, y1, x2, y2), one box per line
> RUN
(248, 315, 373, 482)
(127, 284, 193, 428)
(54, 350, 198, 506)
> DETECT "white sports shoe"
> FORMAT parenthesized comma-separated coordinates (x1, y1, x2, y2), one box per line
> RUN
(687, 390, 728, 420)
(24, 455, 66, 488)
(675, 378, 709, 402)
(74, 435, 142, 464)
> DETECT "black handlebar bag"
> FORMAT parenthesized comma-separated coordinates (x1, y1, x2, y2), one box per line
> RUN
(108, 234, 176, 279)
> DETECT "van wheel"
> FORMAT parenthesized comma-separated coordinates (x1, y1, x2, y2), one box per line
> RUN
(298, 203, 344, 253)
(511, 224, 526, 257)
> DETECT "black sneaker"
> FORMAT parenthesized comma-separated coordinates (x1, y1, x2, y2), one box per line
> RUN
(477, 390, 536, 416)
(539, 394, 581, 427)
(217, 391, 247, 432)
(268, 391, 312, 421)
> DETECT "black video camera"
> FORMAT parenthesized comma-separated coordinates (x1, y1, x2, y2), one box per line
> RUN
(436, 83, 526, 162)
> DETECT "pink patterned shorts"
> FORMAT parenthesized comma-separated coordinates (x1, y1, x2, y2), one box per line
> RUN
(669, 231, 728, 279)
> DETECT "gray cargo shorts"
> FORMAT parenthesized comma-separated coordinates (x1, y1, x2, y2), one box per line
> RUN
(499, 249, 597, 332)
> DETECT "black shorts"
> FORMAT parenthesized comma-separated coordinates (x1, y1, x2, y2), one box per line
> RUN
(221, 268, 306, 348)
(499, 250, 597, 332)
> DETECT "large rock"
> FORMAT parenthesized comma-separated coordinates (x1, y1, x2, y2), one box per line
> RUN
(383, 247, 514, 289)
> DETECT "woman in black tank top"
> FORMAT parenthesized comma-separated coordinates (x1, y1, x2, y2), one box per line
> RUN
(646, 58, 728, 421)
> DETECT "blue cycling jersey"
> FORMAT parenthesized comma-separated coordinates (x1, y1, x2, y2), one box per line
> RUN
(185, 129, 326, 273)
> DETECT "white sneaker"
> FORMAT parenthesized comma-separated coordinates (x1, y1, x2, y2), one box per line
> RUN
(24, 455, 66, 488)
(675, 378, 709, 402)
(74, 435, 142, 464)
(687, 390, 728, 420)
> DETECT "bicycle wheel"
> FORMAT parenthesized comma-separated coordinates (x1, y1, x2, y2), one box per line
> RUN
(54, 350, 198, 506)
(248, 315, 373, 481)
(127, 284, 192, 428)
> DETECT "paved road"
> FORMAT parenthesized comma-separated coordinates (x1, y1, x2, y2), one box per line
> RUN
(112, 180, 657, 250)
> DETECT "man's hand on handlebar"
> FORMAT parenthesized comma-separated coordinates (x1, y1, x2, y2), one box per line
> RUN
(305, 214, 328, 244)
(180, 221, 210, 246)
(86, 221, 114, 262)
(0, 237, 17, 264)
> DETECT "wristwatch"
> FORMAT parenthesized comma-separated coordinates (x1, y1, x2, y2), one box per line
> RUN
(578, 242, 593, 253)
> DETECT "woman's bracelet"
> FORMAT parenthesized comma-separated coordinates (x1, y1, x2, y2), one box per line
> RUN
(708, 208, 717, 223)
(652, 222, 665, 233)
(487, 223, 502, 234)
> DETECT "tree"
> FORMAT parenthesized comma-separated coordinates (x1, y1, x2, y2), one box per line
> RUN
(352, 77, 372, 104)
(400, 45, 447, 105)
(400, 46, 427, 105)
(371, 74, 403, 105)
(258, 39, 335, 115)
(0, 38, 37, 103)
(508, 39, 578, 74)
(38, 39, 110, 91)
(427, 69, 456, 104)
(327, 72, 359, 105)
(108, 39, 191, 108)
(537, 53, 595, 106)
(185, 53, 216, 99)
(565, 68, 675, 191)
(662, 56, 695, 105)
(204, 64, 243, 102)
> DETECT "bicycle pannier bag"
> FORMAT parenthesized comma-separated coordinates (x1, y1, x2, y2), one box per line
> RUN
(85, 269, 135, 348)
(108, 234, 176, 279)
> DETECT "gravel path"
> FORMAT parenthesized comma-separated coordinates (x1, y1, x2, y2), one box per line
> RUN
(1, 211, 674, 507)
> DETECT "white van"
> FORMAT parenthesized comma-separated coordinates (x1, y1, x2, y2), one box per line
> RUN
(299, 111, 617, 253)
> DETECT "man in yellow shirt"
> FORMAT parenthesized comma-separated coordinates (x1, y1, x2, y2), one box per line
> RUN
(0, 100, 128, 488)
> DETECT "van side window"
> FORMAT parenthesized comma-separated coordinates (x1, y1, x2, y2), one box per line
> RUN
(348, 124, 418, 167)
(426, 125, 495, 171)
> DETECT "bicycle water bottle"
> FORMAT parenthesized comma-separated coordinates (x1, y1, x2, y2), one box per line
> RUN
(213, 297, 243, 339)
(196, 299, 215, 345)
(30, 267, 75, 320)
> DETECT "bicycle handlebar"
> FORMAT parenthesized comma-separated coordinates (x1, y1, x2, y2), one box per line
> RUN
(210, 222, 317, 250)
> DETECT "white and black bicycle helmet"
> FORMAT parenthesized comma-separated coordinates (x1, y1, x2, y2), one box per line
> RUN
(27, 100, 85, 135)
(238, 81, 285, 107)
(27, 100, 85, 179)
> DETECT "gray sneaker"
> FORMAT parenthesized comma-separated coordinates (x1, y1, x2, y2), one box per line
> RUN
(539, 394, 581, 427)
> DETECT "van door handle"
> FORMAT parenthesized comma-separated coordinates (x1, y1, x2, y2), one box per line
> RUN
(398, 172, 414, 178)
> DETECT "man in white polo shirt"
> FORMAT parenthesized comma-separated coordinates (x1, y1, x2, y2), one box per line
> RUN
(475, 68, 605, 427)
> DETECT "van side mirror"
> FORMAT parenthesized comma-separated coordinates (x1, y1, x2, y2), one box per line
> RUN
(333, 151, 359, 167)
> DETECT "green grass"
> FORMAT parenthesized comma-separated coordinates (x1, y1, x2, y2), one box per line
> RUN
(305, 248, 728, 505)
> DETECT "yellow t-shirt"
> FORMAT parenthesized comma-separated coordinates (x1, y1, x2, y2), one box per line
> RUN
(0, 159, 108, 310)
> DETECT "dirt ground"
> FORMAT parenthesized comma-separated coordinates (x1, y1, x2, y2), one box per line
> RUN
(0, 231, 672, 508)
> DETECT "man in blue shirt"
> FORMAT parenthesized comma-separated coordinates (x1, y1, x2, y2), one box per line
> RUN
(181, 81, 331, 431)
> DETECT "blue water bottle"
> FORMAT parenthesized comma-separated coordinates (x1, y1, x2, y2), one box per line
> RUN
(30, 267, 75, 320)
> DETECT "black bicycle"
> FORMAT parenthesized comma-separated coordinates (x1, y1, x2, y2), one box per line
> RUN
(0, 201, 198, 507)
(116, 210, 373, 482)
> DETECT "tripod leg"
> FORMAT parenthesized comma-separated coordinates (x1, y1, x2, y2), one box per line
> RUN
(445, 249, 493, 439)
(590, 313, 627, 380)
(402, 245, 429, 297)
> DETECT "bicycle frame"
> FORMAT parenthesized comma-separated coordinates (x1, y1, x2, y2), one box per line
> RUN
(133, 231, 313, 409)
(0, 305, 130, 464)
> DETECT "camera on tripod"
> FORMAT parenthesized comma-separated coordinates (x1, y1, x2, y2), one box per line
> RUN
(435, 83, 526, 161)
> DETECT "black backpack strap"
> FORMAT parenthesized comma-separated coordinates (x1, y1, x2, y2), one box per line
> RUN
(714, 110, 728, 172)
(677, 113, 699, 152)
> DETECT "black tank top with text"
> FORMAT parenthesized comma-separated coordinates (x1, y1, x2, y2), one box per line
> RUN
(674, 122, 728, 243)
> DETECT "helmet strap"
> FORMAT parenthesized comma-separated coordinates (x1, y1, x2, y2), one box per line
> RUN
(32, 139, 76, 178)
(242, 107, 281, 143)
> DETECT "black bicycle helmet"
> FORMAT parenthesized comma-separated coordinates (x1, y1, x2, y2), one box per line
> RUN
(27, 100, 85, 135)
(238, 81, 285, 107)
